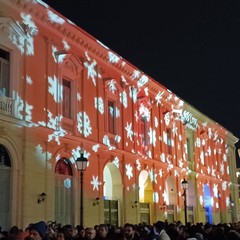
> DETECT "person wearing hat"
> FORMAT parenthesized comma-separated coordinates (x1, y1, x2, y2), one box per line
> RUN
(28, 221, 47, 240)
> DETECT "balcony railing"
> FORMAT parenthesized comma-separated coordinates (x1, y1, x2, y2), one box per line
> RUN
(0, 96, 15, 117)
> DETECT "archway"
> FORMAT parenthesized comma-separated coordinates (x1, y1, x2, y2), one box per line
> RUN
(103, 162, 122, 226)
(166, 176, 177, 222)
(0, 144, 11, 230)
(204, 184, 212, 223)
(139, 170, 153, 224)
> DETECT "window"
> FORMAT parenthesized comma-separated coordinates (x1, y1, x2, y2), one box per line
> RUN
(55, 158, 73, 225)
(62, 79, 71, 118)
(140, 116, 148, 146)
(108, 100, 116, 134)
(166, 128, 172, 155)
(0, 48, 10, 97)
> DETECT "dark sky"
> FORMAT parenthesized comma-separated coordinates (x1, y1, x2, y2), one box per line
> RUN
(43, 0, 240, 146)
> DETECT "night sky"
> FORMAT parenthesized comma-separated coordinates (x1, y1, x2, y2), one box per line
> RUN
(42, 0, 240, 149)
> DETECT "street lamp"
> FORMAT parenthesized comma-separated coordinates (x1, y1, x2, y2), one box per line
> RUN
(76, 152, 88, 226)
(181, 178, 188, 226)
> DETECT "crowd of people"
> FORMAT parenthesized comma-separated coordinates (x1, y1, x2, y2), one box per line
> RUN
(1, 220, 240, 240)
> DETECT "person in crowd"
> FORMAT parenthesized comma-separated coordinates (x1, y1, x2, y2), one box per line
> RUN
(123, 224, 140, 240)
(153, 221, 170, 240)
(84, 228, 97, 240)
(97, 224, 111, 240)
(27, 221, 47, 240)
(76, 226, 85, 240)
(203, 223, 213, 240)
(56, 228, 67, 240)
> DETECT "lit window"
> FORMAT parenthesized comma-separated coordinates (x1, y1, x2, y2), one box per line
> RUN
(0, 49, 10, 97)
(140, 116, 148, 146)
(62, 79, 71, 119)
(108, 100, 116, 134)
(167, 128, 172, 155)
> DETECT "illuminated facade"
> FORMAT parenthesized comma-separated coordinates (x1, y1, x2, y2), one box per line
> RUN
(0, 0, 239, 230)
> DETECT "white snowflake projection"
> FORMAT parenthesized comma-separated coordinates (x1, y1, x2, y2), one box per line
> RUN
(223, 153, 227, 162)
(35, 144, 52, 162)
(26, 75, 33, 85)
(52, 45, 66, 63)
(135, 159, 141, 171)
(226, 196, 230, 207)
(164, 112, 170, 126)
(125, 122, 134, 141)
(107, 80, 117, 93)
(159, 169, 163, 177)
(115, 135, 121, 143)
(211, 166, 216, 177)
(227, 166, 229, 175)
(48, 127, 67, 145)
(48, 75, 63, 103)
(129, 86, 138, 103)
(84, 58, 101, 86)
(149, 168, 157, 183)
(121, 75, 128, 86)
(25, 102, 34, 122)
(90, 175, 101, 191)
(167, 164, 173, 171)
(64, 178, 71, 189)
(144, 87, 149, 96)
(92, 144, 100, 152)
(153, 192, 159, 203)
(162, 189, 169, 205)
(139, 103, 150, 121)
(155, 91, 164, 106)
(148, 127, 156, 147)
(160, 153, 166, 163)
(14, 92, 33, 121)
(77, 92, 81, 101)
(199, 195, 203, 205)
(62, 39, 70, 51)
(20, 13, 37, 53)
(222, 181, 227, 191)
(125, 164, 133, 180)
(207, 166, 211, 174)
(120, 90, 128, 108)
(108, 51, 120, 63)
(112, 157, 119, 168)
(200, 151, 204, 164)
(137, 75, 148, 88)
(172, 123, 178, 136)
(154, 117, 159, 128)
(195, 138, 201, 147)
(102, 135, 115, 150)
(174, 169, 179, 177)
(207, 146, 211, 156)
(178, 159, 184, 168)
(131, 70, 140, 79)
(134, 110, 139, 123)
(94, 97, 104, 114)
(213, 184, 218, 198)
(77, 112, 92, 137)
(47, 10, 65, 24)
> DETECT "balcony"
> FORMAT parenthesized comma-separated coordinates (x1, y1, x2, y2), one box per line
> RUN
(0, 96, 15, 117)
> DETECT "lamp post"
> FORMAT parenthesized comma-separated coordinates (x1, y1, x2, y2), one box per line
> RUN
(181, 178, 188, 226)
(76, 152, 88, 226)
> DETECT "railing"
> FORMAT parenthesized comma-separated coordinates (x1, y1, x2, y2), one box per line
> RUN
(0, 96, 14, 117)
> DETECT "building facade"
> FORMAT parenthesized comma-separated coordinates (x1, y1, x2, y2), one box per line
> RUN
(0, 0, 239, 230)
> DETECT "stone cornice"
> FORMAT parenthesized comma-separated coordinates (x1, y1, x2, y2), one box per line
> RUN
(9, 0, 142, 84)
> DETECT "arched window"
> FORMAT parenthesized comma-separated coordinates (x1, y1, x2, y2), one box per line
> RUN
(0, 144, 11, 167)
(55, 158, 73, 225)
(0, 144, 11, 230)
